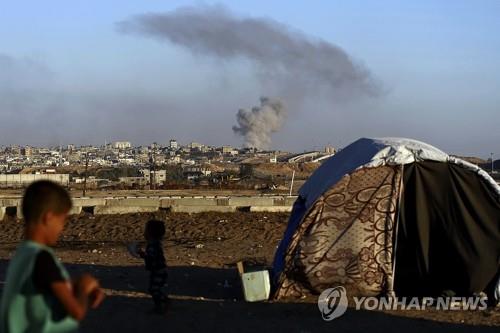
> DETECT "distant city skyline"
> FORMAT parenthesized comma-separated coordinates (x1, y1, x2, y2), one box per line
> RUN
(1, 140, 497, 162)
(0, 139, 333, 153)
(1, 1, 499, 158)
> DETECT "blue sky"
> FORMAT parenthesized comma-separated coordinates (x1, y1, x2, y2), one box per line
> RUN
(1, 1, 499, 157)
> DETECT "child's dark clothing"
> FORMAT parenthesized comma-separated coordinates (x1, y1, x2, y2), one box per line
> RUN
(142, 241, 168, 311)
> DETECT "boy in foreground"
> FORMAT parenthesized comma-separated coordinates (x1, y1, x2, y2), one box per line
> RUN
(0, 181, 104, 333)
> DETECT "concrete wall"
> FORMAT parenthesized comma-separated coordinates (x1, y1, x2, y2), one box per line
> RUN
(72, 198, 106, 207)
(0, 195, 297, 218)
(0, 199, 22, 219)
(0, 174, 70, 188)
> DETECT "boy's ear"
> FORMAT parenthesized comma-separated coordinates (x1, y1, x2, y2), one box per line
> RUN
(41, 211, 53, 226)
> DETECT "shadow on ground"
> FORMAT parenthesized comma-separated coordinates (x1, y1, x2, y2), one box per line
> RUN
(0, 259, 498, 333)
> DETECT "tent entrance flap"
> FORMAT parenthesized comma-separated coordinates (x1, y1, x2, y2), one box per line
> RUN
(394, 161, 500, 296)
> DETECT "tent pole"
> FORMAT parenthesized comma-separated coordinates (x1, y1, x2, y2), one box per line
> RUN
(388, 164, 404, 297)
(289, 170, 295, 196)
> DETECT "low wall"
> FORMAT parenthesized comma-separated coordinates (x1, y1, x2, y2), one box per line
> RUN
(0, 195, 297, 218)
(0, 174, 70, 188)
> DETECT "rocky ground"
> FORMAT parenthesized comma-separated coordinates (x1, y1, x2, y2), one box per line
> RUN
(0, 212, 499, 332)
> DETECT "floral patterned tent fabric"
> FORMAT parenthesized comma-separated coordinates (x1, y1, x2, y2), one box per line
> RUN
(273, 137, 500, 299)
(275, 165, 402, 298)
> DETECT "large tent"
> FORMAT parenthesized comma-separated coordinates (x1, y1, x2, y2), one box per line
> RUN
(272, 138, 500, 298)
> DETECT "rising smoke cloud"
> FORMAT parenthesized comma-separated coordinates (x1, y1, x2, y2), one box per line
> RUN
(117, 4, 381, 149)
(117, 4, 380, 99)
(233, 97, 286, 150)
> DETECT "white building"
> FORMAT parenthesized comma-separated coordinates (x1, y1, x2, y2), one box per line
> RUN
(325, 146, 336, 155)
(169, 140, 178, 150)
(113, 141, 132, 149)
(190, 142, 203, 150)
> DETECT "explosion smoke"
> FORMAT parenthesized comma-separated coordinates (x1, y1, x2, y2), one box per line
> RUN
(117, 4, 381, 149)
(117, 5, 379, 99)
(232, 97, 286, 150)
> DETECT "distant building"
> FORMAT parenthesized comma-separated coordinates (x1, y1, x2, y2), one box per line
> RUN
(325, 146, 336, 155)
(141, 169, 167, 185)
(183, 166, 211, 180)
(221, 146, 233, 154)
(118, 177, 149, 187)
(200, 145, 212, 153)
(11, 146, 22, 156)
(113, 141, 132, 149)
(23, 146, 33, 157)
(221, 146, 238, 156)
(169, 140, 178, 150)
(242, 147, 257, 154)
(38, 148, 51, 155)
(169, 156, 181, 164)
(190, 142, 203, 150)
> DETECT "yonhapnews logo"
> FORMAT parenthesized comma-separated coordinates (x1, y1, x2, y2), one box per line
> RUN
(317, 286, 349, 321)
(318, 287, 488, 321)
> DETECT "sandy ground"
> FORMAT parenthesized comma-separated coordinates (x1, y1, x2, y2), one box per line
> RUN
(0, 212, 499, 332)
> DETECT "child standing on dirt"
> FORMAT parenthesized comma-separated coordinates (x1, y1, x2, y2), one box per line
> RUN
(137, 220, 169, 314)
(0, 181, 105, 333)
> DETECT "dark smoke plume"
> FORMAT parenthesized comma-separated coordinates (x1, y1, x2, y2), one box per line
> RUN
(117, 4, 380, 100)
(233, 97, 286, 150)
(117, 4, 381, 148)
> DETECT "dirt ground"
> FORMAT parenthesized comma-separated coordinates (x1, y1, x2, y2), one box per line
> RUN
(0, 212, 499, 332)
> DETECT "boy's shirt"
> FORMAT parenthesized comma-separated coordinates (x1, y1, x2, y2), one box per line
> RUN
(33, 251, 65, 293)
(144, 241, 167, 272)
(0, 241, 78, 333)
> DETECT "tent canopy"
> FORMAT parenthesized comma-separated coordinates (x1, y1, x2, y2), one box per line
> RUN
(300, 137, 498, 210)
(273, 137, 500, 298)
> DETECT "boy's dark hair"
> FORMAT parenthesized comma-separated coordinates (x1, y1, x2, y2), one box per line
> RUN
(22, 181, 72, 224)
(146, 220, 166, 240)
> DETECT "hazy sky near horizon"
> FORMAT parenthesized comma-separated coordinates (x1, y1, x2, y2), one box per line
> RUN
(1, 1, 499, 157)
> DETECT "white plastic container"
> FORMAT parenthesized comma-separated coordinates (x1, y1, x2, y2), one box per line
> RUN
(241, 270, 271, 302)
